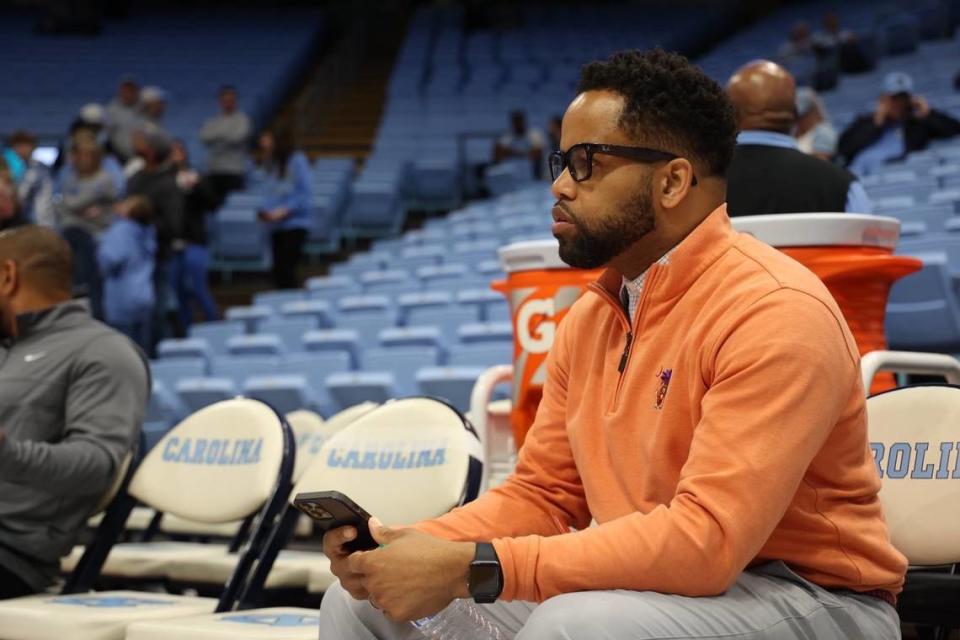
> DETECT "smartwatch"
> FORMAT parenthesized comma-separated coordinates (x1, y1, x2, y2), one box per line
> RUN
(468, 542, 503, 604)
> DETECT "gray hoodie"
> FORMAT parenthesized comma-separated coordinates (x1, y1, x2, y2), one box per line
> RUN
(199, 110, 251, 176)
(0, 301, 149, 590)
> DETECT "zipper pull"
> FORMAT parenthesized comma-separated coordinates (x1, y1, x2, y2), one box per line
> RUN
(618, 332, 633, 374)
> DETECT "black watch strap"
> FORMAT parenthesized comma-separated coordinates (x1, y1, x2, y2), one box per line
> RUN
(469, 542, 503, 604)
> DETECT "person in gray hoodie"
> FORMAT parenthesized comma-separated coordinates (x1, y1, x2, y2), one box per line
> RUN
(0, 225, 149, 598)
(198, 85, 251, 206)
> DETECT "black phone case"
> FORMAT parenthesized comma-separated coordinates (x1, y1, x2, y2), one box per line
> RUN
(293, 490, 378, 552)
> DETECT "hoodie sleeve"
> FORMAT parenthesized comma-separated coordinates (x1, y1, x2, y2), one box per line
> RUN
(96, 224, 130, 277)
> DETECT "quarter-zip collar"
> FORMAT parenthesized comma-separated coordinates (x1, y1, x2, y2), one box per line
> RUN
(589, 204, 737, 322)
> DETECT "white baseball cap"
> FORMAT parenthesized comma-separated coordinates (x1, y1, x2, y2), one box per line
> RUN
(79, 103, 106, 124)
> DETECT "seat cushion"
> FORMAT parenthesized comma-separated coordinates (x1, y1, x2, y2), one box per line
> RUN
(166, 549, 328, 590)
(126, 607, 319, 639)
(0, 591, 215, 640)
(62, 542, 225, 579)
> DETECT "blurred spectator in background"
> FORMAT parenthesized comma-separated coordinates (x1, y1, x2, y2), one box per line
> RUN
(813, 11, 872, 73)
(794, 87, 838, 161)
(6, 131, 55, 227)
(839, 72, 960, 175)
(127, 127, 185, 346)
(254, 128, 312, 290)
(106, 76, 141, 162)
(57, 132, 117, 237)
(493, 110, 545, 178)
(545, 115, 562, 153)
(97, 195, 156, 351)
(0, 177, 24, 232)
(57, 131, 118, 319)
(199, 85, 251, 206)
(56, 104, 125, 196)
(169, 140, 219, 329)
(778, 21, 813, 61)
(726, 60, 871, 215)
(140, 86, 167, 131)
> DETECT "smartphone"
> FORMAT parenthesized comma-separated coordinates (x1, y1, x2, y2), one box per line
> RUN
(293, 490, 378, 552)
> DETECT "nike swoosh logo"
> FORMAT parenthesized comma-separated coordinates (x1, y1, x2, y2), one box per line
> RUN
(24, 352, 47, 363)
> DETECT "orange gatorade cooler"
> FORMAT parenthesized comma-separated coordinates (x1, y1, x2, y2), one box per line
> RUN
(731, 213, 922, 394)
(493, 240, 600, 447)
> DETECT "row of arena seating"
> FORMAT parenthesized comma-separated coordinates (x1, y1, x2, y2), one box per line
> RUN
(0, 7, 324, 160)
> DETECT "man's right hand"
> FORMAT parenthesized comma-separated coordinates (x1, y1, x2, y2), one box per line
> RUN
(323, 525, 369, 600)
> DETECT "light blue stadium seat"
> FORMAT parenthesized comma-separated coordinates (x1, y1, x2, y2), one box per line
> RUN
(280, 299, 335, 329)
(343, 181, 404, 239)
(447, 341, 513, 368)
(929, 189, 960, 213)
(306, 275, 358, 304)
(457, 322, 513, 345)
(188, 320, 246, 355)
(303, 329, 364, 369)
(225, 305, 274, 333)
(379, 326, 446, 354)
(484, 298, 511, 323)
(362, 346, 442, 396)
(210, 354, 283, 388)
(326, 371, 398, 410)
(252, 289, 306, 312)
(416, 264, 469, 289)
(174, 377, 239, 413)
(485, 159, 535, 196)
(150, 358, 207, 391)
(887, 252, 960, 352)
(450, 222, 498, 242)
(255, 316, 318, 353)
(412, 157, 461, 209)
(457, 288, 505, 322)
(452, 239, 500, 264)
(226, 334, 286, 357)
(281, 351, 352, 415)
(212, 208, 271, 272)
(397, 291, 455, 324)
(397, 245, 446, 271)
(360, 269, 415, 295)
(243, 375, 317, 415)
(416, 366, 488, 413)
(336, 295, 397, 342)
(144, 381, 187, 450)
(157, 338, 212, 364)
(406, 306, 480, 342)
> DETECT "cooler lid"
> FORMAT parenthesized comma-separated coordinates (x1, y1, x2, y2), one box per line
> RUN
(498, 239, 571, 273)
(731, 213, 901, 250)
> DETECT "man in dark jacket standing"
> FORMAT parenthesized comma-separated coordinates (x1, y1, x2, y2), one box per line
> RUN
(0, 225, 149, 598)
(839, 72, 960, 175)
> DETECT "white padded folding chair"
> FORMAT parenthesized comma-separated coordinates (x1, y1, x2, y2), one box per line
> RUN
(126, 396, 484, 640)
(863, 351, 960, 635)
(0, 399, 296, 640)
(61, 409, 339, 583)
(159, 403, 379, 593)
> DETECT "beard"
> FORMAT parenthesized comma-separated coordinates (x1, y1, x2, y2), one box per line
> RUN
(555, 177, 656, 270)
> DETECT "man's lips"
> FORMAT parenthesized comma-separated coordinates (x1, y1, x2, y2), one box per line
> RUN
(551, 206, 573, 224)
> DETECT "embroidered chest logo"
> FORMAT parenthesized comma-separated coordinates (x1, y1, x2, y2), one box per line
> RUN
(654, 368, 673, 410)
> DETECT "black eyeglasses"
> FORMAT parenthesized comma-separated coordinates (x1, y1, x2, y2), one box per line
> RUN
(549, 142, 698, 186)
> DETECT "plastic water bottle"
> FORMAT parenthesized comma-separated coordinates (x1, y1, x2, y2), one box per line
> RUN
(411, 598, 507, 639)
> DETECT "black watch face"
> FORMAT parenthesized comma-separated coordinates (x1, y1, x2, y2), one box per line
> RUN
(470, 563, 500, 598)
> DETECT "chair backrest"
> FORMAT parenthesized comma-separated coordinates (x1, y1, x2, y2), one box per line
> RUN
(211, 355, 282, 387)
(150, 359, 207, 388)
(227, 334, 286, 356)
(129, 398, 294, 525)
(296, 397, 483, 525)
(887, 252, 960, 351)
(867, 385, 960, 565)
(257, 317, 318, 352)
(157, 338, 212, 362)
(280, 300, 334, 328)
(287, 410, 326, 482)
(364, 346, 442, 394)
(189, 320, 246, 355)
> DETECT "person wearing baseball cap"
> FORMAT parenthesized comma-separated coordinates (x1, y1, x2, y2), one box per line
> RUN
(838, 71, 960, 174)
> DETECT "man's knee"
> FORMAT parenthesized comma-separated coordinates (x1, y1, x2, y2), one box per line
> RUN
(516, 591, 672, 640)
(318, 581, 368, 634)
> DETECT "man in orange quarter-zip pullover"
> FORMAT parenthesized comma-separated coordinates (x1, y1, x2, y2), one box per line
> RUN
(319, 49, 907, 640)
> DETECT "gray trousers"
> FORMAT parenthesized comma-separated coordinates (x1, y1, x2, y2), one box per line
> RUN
(317, 562, 901, 639)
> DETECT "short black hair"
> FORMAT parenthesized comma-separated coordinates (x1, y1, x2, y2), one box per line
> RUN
(219, 85, 237, 95)
(577, 49, 737, 176)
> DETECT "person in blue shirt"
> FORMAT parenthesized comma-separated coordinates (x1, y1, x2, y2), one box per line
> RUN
(254, 128, 313, 289)
(97, 195, 156, 351)
(839, 72, 960, 175)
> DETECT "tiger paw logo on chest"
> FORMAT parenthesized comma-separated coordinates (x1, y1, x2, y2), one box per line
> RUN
(654, 368, 672, 410)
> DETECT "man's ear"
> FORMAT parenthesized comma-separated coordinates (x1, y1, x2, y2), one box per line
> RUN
(658, 158, 696, 210)
(0, 259, 18, 298)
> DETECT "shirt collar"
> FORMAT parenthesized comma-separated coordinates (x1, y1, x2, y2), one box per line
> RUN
(736, 130, 800, 150)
